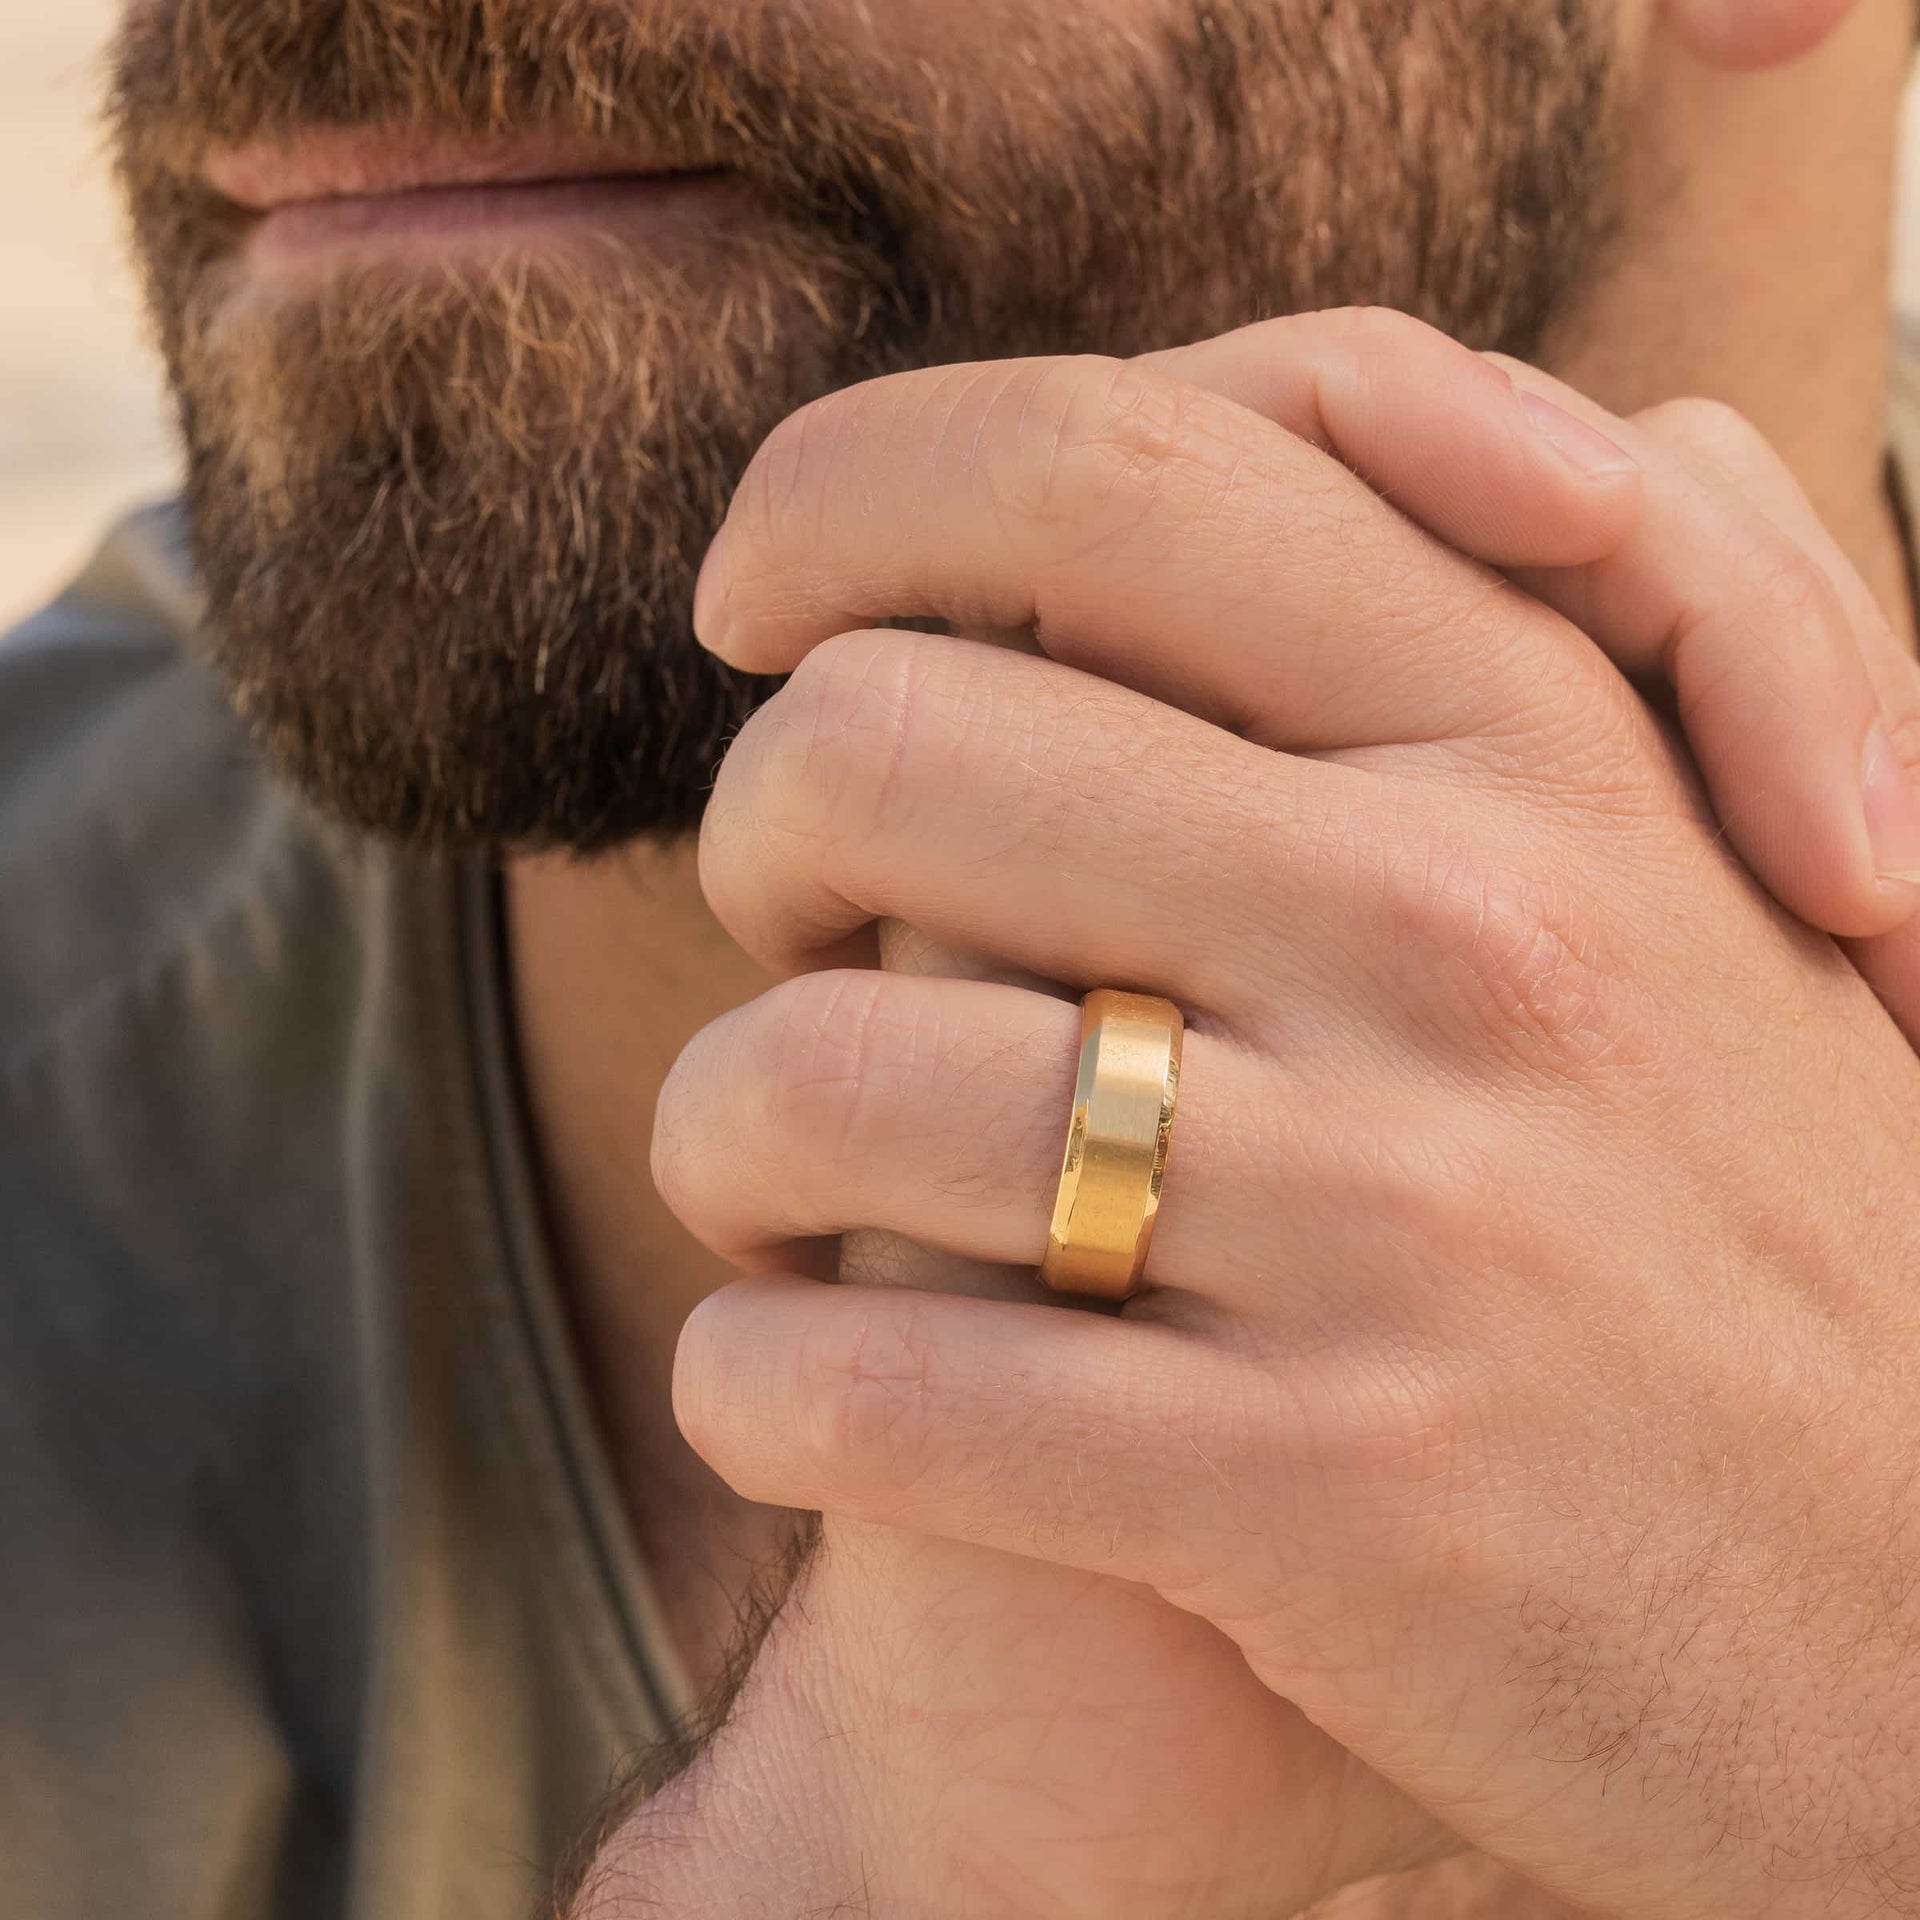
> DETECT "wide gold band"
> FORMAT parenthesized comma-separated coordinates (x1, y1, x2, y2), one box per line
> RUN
(1039, 989, 1184, 1302)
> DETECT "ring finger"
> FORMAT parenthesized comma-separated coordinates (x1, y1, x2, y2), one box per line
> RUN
(653, 962, 1480, 1336)
(654, 970, 1121, 1276)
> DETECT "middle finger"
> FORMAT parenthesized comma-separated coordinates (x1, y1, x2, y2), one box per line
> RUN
(698, 622, 1383, 1025)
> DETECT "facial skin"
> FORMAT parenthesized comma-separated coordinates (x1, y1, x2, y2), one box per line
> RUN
(109, 0, 1622, 848)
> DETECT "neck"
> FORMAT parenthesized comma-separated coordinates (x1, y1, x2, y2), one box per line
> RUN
(1544, 0, 1915, 647)
(507, 841, 790, 1697)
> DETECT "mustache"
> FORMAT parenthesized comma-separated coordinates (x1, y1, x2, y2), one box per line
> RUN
(108, 0, 942, 234)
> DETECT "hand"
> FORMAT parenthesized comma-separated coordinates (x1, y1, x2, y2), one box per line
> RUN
(572, 1517, 1452, 1919)
(613, 317, 1707, 1920)
(662, 313, 1920, 1917)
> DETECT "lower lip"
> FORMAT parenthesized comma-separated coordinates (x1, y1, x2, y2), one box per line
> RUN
(244, 168, 749, 265)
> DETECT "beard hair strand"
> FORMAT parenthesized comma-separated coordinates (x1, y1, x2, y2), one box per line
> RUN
(112, 0, 1621, 850)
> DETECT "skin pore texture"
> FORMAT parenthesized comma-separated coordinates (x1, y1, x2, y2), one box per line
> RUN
(108, 0, 1920, 1913)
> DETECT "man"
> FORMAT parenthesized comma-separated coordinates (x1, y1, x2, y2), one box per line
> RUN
(6, 0, 1920, 1912)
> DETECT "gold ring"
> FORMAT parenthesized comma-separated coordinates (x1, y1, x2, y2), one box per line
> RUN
(1039, 989, 1184, 1301)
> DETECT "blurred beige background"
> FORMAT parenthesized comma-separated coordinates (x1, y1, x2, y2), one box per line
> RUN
(2, 4, 1919, 632)
(3, 1, 176, 630)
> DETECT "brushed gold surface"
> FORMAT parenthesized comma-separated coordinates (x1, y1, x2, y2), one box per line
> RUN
(1040, 988, 1183, 1302)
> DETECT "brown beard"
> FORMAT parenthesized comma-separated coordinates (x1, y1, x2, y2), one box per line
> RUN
(110, 0, 1620, 851)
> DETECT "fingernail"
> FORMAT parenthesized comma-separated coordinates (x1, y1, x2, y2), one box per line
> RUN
(1519, 392, 1640, 480)
(692, 527, 728, 648)
(1862, 724, 1920, 880)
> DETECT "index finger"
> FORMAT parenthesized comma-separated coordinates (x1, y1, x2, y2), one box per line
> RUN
(692, 343, 1634, 761)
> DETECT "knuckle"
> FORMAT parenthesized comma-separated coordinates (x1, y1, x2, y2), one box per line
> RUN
(1369, 837, 1620, 1074)
(1329, 302, 1428, 346)
(727, 627, 933, 851)
(1885, 704, 1920, 780)
(1740, 537, 1840, 632)
(993, 354, 1229, 543)
(659, 972, 917, 1244)
(1321, 303, 1437, 380)
(800, 1295, 942, 1503)
(1632, 394, 1773, 471)
(755, 969, 904, 1168)
(1633, 394, 1814, 522)
(653, 971, 912, 1236)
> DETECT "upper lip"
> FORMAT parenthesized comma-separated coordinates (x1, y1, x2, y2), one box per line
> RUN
(201, 127, 724, 211)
